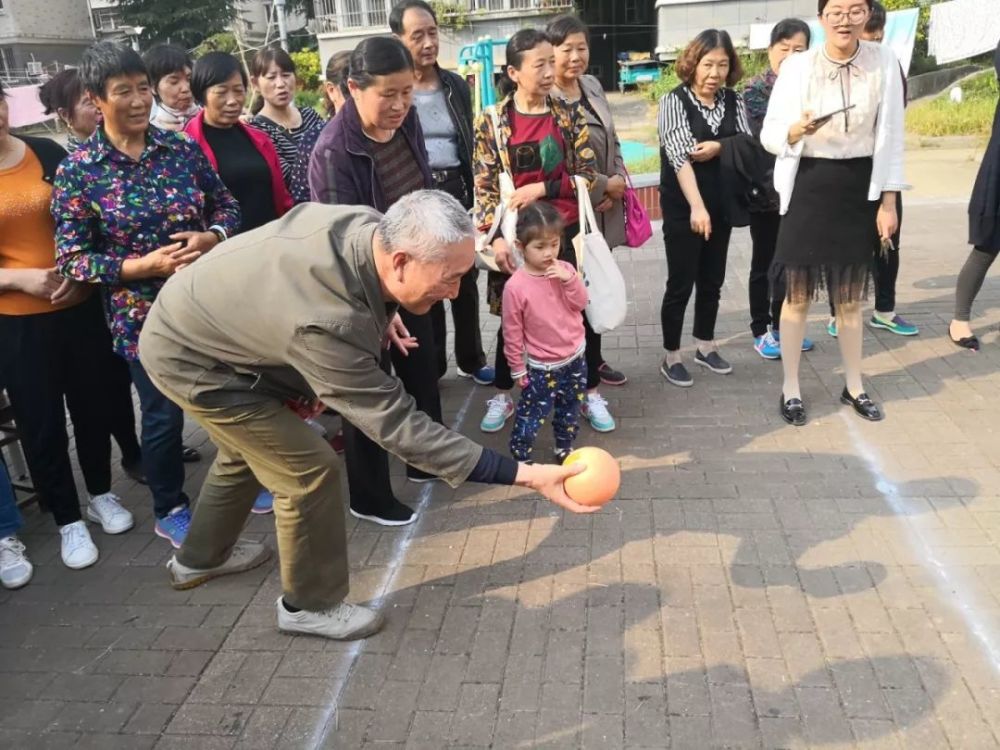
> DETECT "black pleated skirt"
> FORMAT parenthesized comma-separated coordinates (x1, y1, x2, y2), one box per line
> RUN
(771, 156, 879, 306)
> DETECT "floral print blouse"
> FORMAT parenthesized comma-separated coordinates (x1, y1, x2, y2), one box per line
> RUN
(742, 68, 778, 138)
(51, 125, 240, 360)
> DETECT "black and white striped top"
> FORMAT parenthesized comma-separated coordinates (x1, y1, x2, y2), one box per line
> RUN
(251, 106, 325, 203)
(657, 86, 752, 173)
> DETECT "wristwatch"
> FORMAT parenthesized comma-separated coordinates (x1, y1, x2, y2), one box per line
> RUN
(208, 226, 226, 245)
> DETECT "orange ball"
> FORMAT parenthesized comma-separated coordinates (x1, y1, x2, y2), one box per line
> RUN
(563, 447, 620, 507)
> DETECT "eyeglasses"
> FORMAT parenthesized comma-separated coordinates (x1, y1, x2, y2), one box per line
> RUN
(823, 8, 869, 24)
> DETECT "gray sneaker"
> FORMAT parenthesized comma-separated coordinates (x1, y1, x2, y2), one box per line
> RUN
(166, 541, 271, 590)
(277, 597, 384, 640)
(694, 349, 733, 375)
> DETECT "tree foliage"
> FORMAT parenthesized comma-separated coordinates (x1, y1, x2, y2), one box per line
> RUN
(117, 0, 239, 49)
(194, 32, 240, 58)
(290, 49, 321, 90)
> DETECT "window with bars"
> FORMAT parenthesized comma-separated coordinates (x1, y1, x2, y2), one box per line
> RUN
(93, 8, 124, 31)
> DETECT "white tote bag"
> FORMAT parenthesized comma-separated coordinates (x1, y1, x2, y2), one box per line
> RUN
(474, 107, 522, 272)
(572, 176, 627, 334)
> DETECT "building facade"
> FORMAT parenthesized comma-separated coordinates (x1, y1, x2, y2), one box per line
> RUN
(313, 1, 572, 73)
(655, 0, 815, 58)
(313, 0, 657, 91)
(0, 0, 95, 81)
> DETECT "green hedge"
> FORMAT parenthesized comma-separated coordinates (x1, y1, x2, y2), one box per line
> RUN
(906, 70, 999, 137)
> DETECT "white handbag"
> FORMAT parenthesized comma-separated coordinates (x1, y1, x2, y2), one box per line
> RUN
(572, 175, 627, 334)
(474, 107, 522, 272)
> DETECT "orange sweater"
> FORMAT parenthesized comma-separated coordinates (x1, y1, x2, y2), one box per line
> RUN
(0, 147, 86, 316)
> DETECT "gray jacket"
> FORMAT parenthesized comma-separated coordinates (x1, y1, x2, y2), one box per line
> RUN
(138, 203, 482, 487)
(562, 75, 627, 249)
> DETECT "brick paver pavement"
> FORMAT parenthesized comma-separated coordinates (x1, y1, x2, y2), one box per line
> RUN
(3, 199, 1000, 749)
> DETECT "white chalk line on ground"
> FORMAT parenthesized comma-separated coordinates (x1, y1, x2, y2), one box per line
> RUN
(841, 412, 1000, 676)
(309, 381, 481, 749)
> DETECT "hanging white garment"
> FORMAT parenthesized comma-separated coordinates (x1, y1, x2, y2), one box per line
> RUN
(929, 0, 1000, 65)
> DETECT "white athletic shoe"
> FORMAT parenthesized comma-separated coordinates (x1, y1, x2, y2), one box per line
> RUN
(167, 541, 272, 590)
(86, 493, 134, 534)
(0, 536, 33, 589)
(59, 521, 98, 570)
(276, 597, 384, 640)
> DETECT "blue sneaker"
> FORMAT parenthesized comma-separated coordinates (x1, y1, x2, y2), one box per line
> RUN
(753, 331, 781, 360)
(458, 366, 496, 386)
(252, 489, 274, 515)
(869, 313, 918, 336)
(827, 318, 838, 338)
(154, 505, 192, 549)
(772, 329, 814, 352)
(581, 393, 616, 432)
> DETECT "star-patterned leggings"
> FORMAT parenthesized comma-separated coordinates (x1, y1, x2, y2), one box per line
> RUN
(509, 356, 587, 461)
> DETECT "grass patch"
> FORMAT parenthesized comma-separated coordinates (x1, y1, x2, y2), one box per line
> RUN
(906, 70, 998, 137)
(626, 153, 660, 175)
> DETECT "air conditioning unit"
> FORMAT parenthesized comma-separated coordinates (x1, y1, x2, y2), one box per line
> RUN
(26, 61, 43, 76)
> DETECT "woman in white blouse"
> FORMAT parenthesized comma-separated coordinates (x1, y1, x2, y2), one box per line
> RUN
(761, 0, 905, 426)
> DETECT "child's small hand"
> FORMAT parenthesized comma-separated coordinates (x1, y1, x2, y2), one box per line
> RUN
(544, 262, 574, 283)
(518, 375, 529, 389)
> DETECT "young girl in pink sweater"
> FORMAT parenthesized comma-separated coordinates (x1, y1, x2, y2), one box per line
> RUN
(503, 203, 589, 462)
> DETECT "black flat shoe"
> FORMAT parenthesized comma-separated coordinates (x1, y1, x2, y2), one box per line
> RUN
(840, 388, 884, 421)
(780, 394, 807, 426)
(950, 335, 980, 351)
(181, 445, 202, 463)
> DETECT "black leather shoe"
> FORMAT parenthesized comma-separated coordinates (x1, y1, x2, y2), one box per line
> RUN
(840, 388, 884, 421)
(181, 445, 202, 463)
(780, 394, 807, 426)
(951, 335, 980, 351)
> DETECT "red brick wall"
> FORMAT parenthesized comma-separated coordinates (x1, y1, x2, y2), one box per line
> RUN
(633, 185, 662, 221)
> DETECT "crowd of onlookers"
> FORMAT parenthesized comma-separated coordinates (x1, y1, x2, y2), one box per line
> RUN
(1, 0, 999, 593)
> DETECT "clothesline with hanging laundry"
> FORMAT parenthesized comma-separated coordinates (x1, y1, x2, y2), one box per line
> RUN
(928, 0, 1000, 65)
(3, 84, 55, 129)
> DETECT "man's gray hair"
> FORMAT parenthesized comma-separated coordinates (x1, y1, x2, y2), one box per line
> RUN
(377, 190, 475, 262)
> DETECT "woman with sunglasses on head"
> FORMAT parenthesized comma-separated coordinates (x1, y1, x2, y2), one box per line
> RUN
(742, 18, 813, 360)
(762, 0, 906, 425)
(547, 13, 626, 431)
(472, 28, 598, 439)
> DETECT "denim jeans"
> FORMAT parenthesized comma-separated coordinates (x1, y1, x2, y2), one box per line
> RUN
(0, 459, 23, 539)
(128, 359, 189, 518)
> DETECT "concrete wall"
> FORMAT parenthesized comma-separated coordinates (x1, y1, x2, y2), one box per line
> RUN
(655, 0, 814, 57)
(0, 0, 95, 45)
(0, 0, 95, 76)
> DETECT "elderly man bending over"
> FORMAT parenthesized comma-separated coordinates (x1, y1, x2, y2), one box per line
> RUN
(139, 190, 593, 640)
